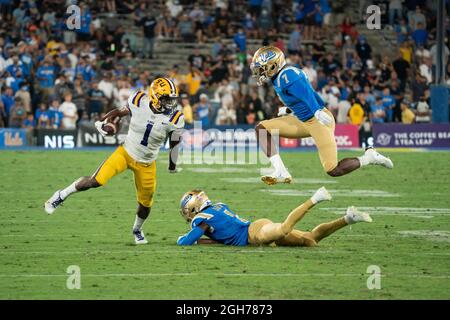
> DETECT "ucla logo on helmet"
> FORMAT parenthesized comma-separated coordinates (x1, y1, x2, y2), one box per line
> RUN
(181, 194, 192, 208)
(259, 50, 276, 63)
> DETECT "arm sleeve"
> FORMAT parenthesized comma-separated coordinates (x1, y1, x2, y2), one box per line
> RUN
(177, 226, 206, 246)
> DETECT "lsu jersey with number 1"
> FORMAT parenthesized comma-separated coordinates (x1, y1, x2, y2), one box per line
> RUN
(191, 203, 250, 246)
(123, 91, 184, 163)
(272, 66, 325, 122)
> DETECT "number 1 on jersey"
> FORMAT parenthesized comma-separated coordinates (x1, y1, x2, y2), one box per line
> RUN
(140, 122, 154, 146)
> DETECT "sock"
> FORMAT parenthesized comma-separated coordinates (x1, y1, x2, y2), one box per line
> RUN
(269, 154, 287, 173)
(60, 180, 80, 200)
(281, 199, 314, 234)
(133, 215, 146, 232)
(357, 154, 370, 167)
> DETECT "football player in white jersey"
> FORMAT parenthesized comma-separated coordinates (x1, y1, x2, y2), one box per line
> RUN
(44, 77, 184, 244)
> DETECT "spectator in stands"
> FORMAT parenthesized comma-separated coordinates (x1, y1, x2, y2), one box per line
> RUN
(48, 98, 63, 129)
(355, 35, 372, 67)
(180, 93, 193, 125)
(1, 87, 14, 124)
(419, 56, 433, 84)
(8, 96, 25, 128)
(415, 96, 432, 123)
(72, 77, 88, 123)
(23, 112, 35, 129)
(411, 73, 428, 103)
(395, 18, 411, 45)
(411, 22, 428, 47)
(140, 12, 157, 59)
(392, 51, 410, 90)
(247, 90, 266, 122)
(188, 48, 206, 71)
(215, 8, 230, 37)
(185, 67, 203, 98)
(389, 0, 403, 25)
(410, 6, 426, 30)
(336, 97, 351, 124)
(233, 28, 247, 54)
(348, 96, 366, 126)
(87, 81, 107, 118)
(189, 3, 205, 43)
(76, 3, 92, 42)
(177, 13, 195, 42)
(381, 87, 396, 122)
(36, 57, 56, 102)
(370, 96, 386, 124)
(59, 92, 78, 130)
(36, 103, 50, 128)
(287, 24, 301, 55)
(400, 99, 415, 124)
(193, 93, 211, 127)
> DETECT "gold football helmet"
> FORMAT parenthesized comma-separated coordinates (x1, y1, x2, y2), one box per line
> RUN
(180, 189, 212, 223)
(148, 77, 179, 112)
(250, 46, 286, 86)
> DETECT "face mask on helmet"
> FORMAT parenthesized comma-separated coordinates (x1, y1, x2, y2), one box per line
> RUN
(251, 63, 277, 86)
(157, 94, 178, 112)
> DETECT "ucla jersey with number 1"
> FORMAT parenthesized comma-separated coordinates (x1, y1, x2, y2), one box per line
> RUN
(272, 66, 325, 122)
(191, 203, 251, 246)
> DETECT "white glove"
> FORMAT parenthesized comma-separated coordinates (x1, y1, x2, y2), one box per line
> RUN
(314, 109, 333, 126)
(168, 167, 183, 174)
(277, 107, 292, 117)
(94, 120, 108, 137)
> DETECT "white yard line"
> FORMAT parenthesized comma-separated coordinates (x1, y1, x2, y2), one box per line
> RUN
(260, 189, 400, 198)
(0, 273, 448, 279)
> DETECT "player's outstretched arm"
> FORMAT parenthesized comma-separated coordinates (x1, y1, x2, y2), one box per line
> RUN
(177, 223, 209, 245)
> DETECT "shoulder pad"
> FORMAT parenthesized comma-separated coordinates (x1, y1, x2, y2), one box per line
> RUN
(168, 110, 185, 129)
(128, 91, 147, 108)
(276, 66, 303, 87)
(191, 212, 214, 228)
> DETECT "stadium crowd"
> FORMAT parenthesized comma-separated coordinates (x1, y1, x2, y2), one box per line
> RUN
(0, 0, 448, 135)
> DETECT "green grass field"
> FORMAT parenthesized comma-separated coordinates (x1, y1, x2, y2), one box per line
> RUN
(1, 149, 450, 299)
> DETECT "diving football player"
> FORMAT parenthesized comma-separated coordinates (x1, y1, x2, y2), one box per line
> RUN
(250, 46, 394, 185)
(177, 187, 372, 246)
(44, 77, 184, 244)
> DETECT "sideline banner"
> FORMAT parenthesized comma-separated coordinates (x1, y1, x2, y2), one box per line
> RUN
(36, 129, 77, 149)
(280, 124, 360, 149)
(0, 128, 28, 148)
(373, 124, 450, 148)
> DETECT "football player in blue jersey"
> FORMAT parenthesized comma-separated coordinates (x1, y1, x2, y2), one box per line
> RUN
(250, 46, 393, 185)
(177, 187, 372, 246)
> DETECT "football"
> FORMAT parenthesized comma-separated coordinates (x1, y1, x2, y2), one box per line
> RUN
(103, 116, 121, 136)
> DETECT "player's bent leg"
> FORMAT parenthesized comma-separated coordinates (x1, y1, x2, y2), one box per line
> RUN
(275, 230, 318, 247)
(256, 117, 309, 185)
(280, 187, 331, 234)
(44, 147, 128, 214)
(309, 206, 373, 243)
(326, 158, 361, 177)
(130, 160, 156, 245)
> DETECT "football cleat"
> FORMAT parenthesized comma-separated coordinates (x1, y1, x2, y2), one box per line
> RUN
(364, 147, 394, 169)
(133, 229, 148, 245)
(261, 170, 292, 185)
(345, 206, 373, 224)
(44, 190, 64, 214)
(311, 186, 332, 204)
